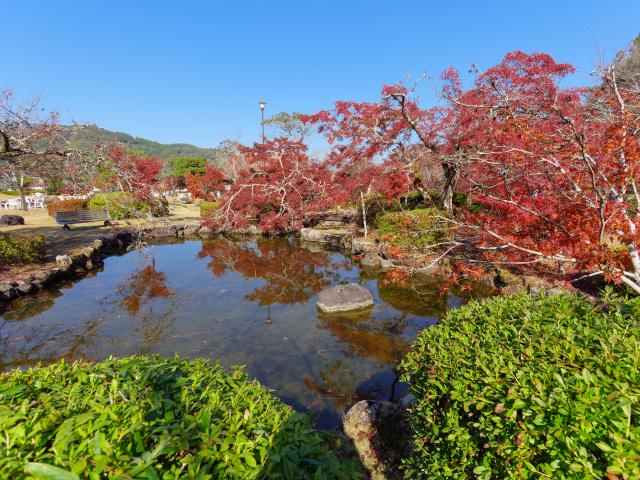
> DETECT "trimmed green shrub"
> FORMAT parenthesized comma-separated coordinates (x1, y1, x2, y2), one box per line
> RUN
(47, 199, 87, 217)
(377, 208, 449, 248)
(200, 200, 219, 217)
(88, 192, 168, 219)
(0, 356, 362, 479)
(0, 233, 46, 264)
(0, 190, 20, 196)
(401, 294, 640, 479)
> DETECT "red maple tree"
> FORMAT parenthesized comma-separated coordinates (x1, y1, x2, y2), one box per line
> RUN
(203, 137, 333, 233)
(444, 51, 640, 292)
(184, 163, 226, 201)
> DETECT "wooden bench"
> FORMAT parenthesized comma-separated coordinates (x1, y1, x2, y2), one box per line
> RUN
(54, 209, 112, 230)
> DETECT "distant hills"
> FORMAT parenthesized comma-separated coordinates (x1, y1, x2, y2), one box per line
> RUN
(64, 125, 218, 163)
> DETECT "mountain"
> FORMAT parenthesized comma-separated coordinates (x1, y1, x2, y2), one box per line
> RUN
(64, 125, 218, 162)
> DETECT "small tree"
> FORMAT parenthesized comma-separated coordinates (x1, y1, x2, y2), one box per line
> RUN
(204, 138, 332, 233)
(264, 112, 311, 141)
(184, 163, 226, 201)
(0, 90, 87, 210)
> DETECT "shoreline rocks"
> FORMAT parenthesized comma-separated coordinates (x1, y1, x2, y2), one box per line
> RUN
(0, 222, 205, 303)
(343, 400, 411, 480)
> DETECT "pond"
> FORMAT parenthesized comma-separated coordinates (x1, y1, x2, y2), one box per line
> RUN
(0, 236, 488, 428)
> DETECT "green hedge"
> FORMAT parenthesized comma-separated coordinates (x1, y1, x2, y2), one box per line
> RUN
(88, 192, 168, 220)
(401, 294, 640, 479)
(377, 208, 449, 248)
(0, 233, 46, 264)
(0, 356, 361, 479)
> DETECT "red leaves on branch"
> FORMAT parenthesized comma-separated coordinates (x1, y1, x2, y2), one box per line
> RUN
(446, 51, 640, 291)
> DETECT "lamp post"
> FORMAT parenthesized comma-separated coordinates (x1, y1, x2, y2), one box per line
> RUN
(258, 101, 266, 143)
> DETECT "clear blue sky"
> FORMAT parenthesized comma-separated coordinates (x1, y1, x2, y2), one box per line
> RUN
(4, 1, 639, 148)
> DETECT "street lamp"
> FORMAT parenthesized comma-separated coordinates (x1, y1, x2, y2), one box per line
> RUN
(258, 101, 266, 143)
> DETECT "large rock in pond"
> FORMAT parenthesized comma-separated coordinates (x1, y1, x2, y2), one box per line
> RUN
(0, 215, 24, 226)
(316, 283, 374, 313)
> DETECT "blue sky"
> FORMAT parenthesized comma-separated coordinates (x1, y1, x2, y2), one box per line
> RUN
(4, 1, 639, 147)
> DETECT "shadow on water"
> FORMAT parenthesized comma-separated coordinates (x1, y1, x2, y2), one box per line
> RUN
(0, 235, 490, 428)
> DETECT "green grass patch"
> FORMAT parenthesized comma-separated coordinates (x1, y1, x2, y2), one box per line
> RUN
(0, 233, 46, 264)
(0, 356, 362, 479)
(401, 293, 640, 479)
(377, 208, 449, 248)
(199, 201, 219, 217)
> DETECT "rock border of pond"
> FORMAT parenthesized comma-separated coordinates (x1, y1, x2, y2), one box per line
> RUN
(0, 222, 205, 303)
(1, 218, 569, 304)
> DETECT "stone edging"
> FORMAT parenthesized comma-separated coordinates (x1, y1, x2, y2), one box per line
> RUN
(0, 223, 203, 303)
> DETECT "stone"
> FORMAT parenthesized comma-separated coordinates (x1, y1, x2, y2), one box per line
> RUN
(351, 237, 378, 254)
(343, 400, 410, 480)
(316, 283, 374, 313)
(300, 227, 352, 249)
(15, 282, 33, 295)
(545, 287, 567, 296)
(55, 254, 73, 269)
(0, 284, 15, 301)
(379, 258, 395, 271)
(0, 215, 25, 226)
(360, 253, 382, 268)
(31, 270, 52, 283)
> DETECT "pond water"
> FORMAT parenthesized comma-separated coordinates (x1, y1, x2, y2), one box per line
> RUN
(0, 236, 488, 428)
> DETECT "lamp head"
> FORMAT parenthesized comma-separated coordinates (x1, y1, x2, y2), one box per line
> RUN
(258, 101, 266, 111)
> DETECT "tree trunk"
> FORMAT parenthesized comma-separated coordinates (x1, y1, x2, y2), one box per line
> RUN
(18, 173, 28, 211)
(441, 160, 460, 212)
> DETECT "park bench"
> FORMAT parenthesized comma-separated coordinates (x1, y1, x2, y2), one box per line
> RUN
(54, 209, 112, 230)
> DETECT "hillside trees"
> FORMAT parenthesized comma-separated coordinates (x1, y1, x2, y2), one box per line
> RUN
(171, 156, 207, 183)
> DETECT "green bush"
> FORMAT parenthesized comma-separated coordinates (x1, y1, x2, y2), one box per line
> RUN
(0, 190, 20, 196)
(401, 294, 640, 479)
(377, 208, 449, 248)
(0, 233, 46, 264)
(0, 356, 363, 479)
(200, 200, 219, 217)
(88, 192, 168, 219)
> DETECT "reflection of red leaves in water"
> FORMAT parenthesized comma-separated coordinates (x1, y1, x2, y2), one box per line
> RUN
(198, 238, 349, 306)
(317, 311, 410, 366)
(119, 266, 173, 315)
(382, 269, 410, 288)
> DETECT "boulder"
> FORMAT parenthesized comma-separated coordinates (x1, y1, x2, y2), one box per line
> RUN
(316, 283, 374, 313)
(360, 252, 382, 268)
(300, 227, 352, 249)
(343, 400, 410, 480)
(55, 254, 73, 269)
(0, 215, 24, 226)
(351, 237, 378, 254)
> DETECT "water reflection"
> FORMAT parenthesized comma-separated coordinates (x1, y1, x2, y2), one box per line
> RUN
(198, 237, 350, 306)
(0, 236, 489, 428)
